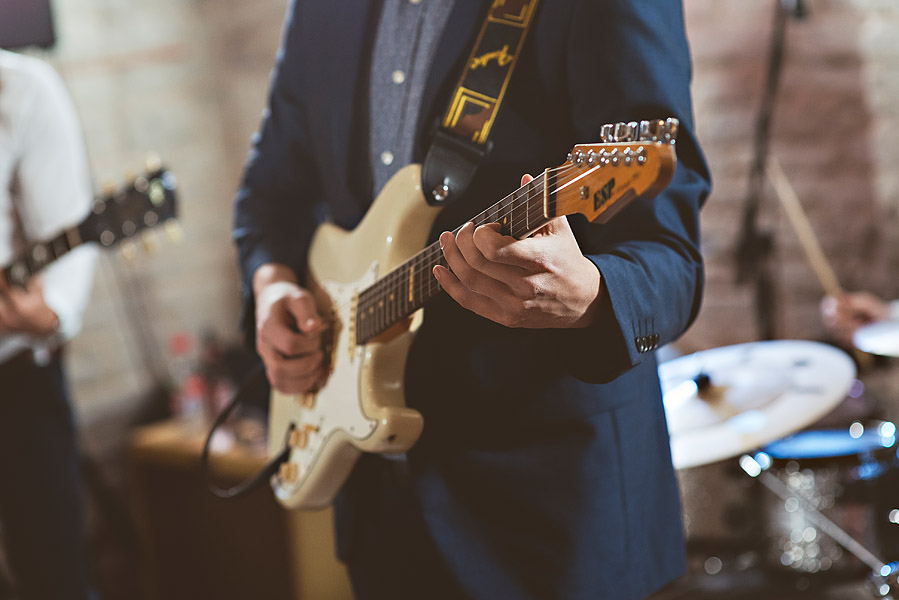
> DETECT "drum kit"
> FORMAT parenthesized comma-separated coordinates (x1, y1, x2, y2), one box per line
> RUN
(660, 321, 899, 599)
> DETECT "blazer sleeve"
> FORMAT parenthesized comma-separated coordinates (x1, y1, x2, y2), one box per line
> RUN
(564, 0, 711, 382)
(232, 1, 323, 345)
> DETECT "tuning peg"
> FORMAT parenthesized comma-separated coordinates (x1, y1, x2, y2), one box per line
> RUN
(600, 123, 614, 143)
(613, 122, 636, 142)
(119, 239, 138, 264)
(664, 118, 679, 144)
(141, 231, 158, 254)
(642, 119, 666, 142)
(164, 220, 184, 244)
(144, 152, 162, 174)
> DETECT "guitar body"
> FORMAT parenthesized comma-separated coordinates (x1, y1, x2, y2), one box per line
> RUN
(269, 163, 439, 509)
(265, 119, 680, 510)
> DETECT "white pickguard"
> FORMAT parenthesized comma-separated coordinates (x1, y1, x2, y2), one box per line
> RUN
(270, 265, 377, 503)
(268, 164, 437, 510)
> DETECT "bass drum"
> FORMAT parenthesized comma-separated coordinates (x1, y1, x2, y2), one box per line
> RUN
(758, 421, 898, 584)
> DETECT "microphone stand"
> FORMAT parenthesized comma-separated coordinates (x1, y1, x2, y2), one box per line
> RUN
(735, 0, 807, 340)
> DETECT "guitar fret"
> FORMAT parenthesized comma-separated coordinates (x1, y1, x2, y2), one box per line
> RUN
(509, 192, 522, 239)
(387, 274, 395, 326)
(52, 233, 69, 259)
(355, 171, 559, 344)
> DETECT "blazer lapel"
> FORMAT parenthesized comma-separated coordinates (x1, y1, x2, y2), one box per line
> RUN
(309, 0, 377, 190)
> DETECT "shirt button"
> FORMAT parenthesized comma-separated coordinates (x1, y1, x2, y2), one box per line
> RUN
(380, 151, 394, 165)
(391, 69, 406, 85)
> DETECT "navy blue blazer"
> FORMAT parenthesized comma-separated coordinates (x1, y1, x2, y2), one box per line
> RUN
(234, 1, 710, 598)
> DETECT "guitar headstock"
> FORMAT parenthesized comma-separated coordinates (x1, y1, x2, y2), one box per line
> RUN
(552, 118, 679, 224)
(78, 158, 179, 250)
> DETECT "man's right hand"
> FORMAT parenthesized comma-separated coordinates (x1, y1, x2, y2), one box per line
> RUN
(253, 263, 326, 394)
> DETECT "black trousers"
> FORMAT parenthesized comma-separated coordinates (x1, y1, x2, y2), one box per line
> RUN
(0, 350, 91, 600)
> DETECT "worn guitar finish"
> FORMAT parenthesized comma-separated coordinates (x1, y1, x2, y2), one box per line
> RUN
(269, 119, 679, 510)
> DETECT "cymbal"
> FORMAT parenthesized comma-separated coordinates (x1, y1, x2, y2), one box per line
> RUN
(854, 320, 899, 357)
(659, 340, 856, 470)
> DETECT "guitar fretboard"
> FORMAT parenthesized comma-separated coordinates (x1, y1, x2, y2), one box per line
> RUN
(355, 174, 555, 343)
(2, 227, 81, 288)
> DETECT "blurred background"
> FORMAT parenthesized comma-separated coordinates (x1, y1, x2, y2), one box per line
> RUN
(3, 0, 899, 599)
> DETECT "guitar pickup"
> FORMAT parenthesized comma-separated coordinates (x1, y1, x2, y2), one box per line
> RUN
(278, 462, 299, 483)
(288, 424, 320, 449)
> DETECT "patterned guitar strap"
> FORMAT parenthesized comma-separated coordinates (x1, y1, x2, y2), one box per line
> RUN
(422, 0, 541, 206)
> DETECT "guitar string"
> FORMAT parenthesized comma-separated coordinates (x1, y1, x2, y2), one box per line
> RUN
(359, 157, 620, 315)
(352, 156, 627, 340)
(360, 172, 554, 334)
(359, 139, 664, 317)
(355, 150, 658, 343)
(352, 157, 624, 341)
(324, 143, 662, 340)
(355, 160, 582, 318)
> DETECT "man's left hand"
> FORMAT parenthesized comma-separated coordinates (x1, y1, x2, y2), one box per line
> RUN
(433, 175, 603, 329)
(0, 276, 60, 337)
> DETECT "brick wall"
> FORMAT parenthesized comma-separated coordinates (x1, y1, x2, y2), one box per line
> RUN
(680, 0, 899, 352)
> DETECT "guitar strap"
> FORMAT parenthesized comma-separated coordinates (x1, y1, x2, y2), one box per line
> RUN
(422, 0, 541, 205)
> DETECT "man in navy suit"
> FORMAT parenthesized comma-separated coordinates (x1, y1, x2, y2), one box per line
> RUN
(233, 1, 710, 598)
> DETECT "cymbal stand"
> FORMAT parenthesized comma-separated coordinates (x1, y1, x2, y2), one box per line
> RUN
(735, 0, 807, 340)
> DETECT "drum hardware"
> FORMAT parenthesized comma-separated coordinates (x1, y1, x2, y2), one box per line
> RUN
(659, 341, 899, 598)
(660, 340, 857, 470)
(742, 455, 884, 571)
(869, 561, 899, 599)
(741, 446, 894, 590)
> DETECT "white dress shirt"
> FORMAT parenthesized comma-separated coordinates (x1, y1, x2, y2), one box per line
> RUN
(0, 50, 97, 365)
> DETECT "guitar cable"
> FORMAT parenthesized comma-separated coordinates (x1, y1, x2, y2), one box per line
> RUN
(200, 361, 292, 500)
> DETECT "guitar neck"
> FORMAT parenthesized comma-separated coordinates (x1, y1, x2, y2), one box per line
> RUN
(2, 226, 83, 288)
(355, 174, 555, 344)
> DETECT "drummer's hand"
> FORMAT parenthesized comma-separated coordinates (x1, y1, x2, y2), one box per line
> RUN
(820, 291, 888, 345)
(253, 263, 327, 394)
(433, 174, 603, 329)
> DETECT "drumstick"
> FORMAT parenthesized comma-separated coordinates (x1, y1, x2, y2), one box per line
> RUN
(766, 157, 873, 368)
(766, 157, 843, 298)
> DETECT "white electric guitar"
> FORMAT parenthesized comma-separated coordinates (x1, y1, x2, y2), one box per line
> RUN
(269, 118, 680, 509)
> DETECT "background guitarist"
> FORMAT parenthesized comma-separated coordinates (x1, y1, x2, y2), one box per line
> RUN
(233, 1, 710, 598)
(0, 49, 98, 600)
